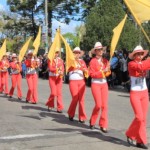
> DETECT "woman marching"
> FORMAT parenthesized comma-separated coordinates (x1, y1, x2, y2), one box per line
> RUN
(9, 53, 22, 100)
(46, 49, 64, 113)
(25, 50, 40, 104)
(67, 47, 88, 123)
(89, 42, 110, 133)
(126, 45, 150, 149)
(0, 54, 10, 95)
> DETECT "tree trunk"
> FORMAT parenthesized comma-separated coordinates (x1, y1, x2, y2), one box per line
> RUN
(48, 0, 52, 44)
(31, 7, 36, 39)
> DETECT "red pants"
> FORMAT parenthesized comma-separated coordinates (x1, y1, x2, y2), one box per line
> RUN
(126, 90, 149, 144)
(9, 74, 22, 98)
(46, 77, 63, 111)
(0, 72, 2, 92)
(67, 80, 87, 121)
(0, 72, 9, 94)
(90, 82, 108, 128)
(26, 74, 38, 103)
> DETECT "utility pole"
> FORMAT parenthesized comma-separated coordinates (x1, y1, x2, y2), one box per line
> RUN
(45, 0, 48, 53)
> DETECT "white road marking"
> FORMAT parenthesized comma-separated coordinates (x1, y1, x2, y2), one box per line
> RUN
(0, 134, 45, 140)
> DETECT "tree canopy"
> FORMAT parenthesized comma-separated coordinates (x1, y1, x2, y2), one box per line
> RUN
(81, 0, 141, 52)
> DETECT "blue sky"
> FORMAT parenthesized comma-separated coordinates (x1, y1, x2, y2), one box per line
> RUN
(0, 0, 81, 35)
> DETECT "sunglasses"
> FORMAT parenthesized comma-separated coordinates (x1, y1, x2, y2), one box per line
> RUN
(74, 52, 80, 54)
(95, 48, 103, 51)
(136, 52, 144, 55)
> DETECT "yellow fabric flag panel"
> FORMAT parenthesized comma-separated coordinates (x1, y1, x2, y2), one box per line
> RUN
(110, 14, 127, 58)
(33, 26, 41, 56)
(60, 34, 76, 73)
(0, 39, 6, 60)
(19, 37, 32, 62)
(124, 0, 150, 24)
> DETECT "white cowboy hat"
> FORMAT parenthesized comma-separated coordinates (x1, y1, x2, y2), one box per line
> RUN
(27, 50, 33, 55)
(11, 53, 17, 58)
(129, 45, 148, 60)
(73, 47, 81, 53)
(94, 42, 103, 50)
(91, 42, 104, 55)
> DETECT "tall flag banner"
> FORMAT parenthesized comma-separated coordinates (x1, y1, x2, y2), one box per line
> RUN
(33, 26, 41, 55)
(48, 29, 61, 63)
(0, 39, 6, 60)
(19, 37, 32, 62)
(60, 34, 76, 73)
(110, 14, 127, 58)
(124, 0, 150, 43)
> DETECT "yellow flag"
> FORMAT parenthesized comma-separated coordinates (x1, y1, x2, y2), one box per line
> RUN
(124, 0, 150, 24)
(19, 37, 32, 62)
(110, 14, 127, 58)
(47, 29, 61, 62)
(0, 39, 6, 60)
(60, 34, 76, 73)
(124, 0, 150, 43)
(33, 26, 41, 56)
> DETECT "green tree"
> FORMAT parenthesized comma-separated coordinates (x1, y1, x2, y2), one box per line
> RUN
(81, 0, 140, 52)
(7, 0, 39, 39)
(37, 0, 80, 41)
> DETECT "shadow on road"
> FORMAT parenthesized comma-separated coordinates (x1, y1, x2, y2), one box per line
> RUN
(39, 111, 129, 148)
(20, 101, 130, 148)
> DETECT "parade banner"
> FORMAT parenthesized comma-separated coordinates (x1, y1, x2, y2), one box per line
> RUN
(124, 0, 150, 43)
(33, 26, 41, 56)
(0, 39, 6, 60)
(110, 14, 127, 58)
(60, 34, 76, 73)
(19, 37, 32, 62)
(47, 29, 61, 63)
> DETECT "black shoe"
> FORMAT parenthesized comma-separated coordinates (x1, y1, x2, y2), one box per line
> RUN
(100, 127, 108, 133)
(48, 107, 50, 112)
(18, 97, 22, 100)
(57, 110, 63, 113)
(136, 143, 148, 149)
(9, 96, 12, 98)
(127, 136, 134, 145)
(32, 102, 37, 104)
(90, 125, 95, 129)
(79, 120, 85, 124)
(26, 99, 29, 103)
(69, 116, 74, 121)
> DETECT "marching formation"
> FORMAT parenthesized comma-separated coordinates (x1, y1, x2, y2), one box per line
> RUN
(0, 42, 150, 149)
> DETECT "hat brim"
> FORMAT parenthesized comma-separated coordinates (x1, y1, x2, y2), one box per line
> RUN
(28, 53, 33, 55)
(12, 56, 17, 58)
(94, 46, 103, 50)
(91, 47, 105, 55)
(129, 50, 148, 60)
(73, 50, 81, 53)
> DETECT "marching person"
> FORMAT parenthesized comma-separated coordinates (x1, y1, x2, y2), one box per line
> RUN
(67, 47, 88, 123)
(25, 50, 40, 104)
(0, 54, 10, 95)
(126, 45, 150, 149)
(9, 53, 22, 100)
(89, 42, 110, 133)
(46, 49, 64, 113)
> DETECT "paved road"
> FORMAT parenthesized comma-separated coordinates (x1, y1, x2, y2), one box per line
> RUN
(0, 77, 150, 150)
